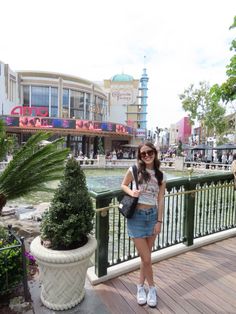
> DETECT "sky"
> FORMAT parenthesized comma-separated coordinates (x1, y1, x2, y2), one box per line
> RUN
(0, 0, 235, 130)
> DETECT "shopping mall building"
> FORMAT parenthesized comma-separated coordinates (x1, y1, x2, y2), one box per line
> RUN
(0, 61, 149, 157)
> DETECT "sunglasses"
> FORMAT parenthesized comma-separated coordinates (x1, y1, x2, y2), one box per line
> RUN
(140, 150, 154, 158)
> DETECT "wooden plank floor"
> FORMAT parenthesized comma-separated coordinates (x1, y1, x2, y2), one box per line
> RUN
(93, 237, 236, 314)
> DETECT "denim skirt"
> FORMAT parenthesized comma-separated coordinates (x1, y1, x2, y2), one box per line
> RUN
(127, 207, 158, 238)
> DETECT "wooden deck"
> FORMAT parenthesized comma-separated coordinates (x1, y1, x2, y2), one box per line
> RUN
(93, 237, 236, 313)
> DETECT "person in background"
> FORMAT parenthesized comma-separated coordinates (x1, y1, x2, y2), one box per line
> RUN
(222, 152, 228, 164)
(231, 153, 236, 190)
(228, 152, 233, 164)
(121, 141, 166, 308)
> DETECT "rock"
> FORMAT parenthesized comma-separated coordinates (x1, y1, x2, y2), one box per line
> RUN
(0, 202, 50, 242)
(1, 206, 16, 216)
(9, 296, 32, 313)
(15, 206, 37, 220)
(31, 202, 50, 221)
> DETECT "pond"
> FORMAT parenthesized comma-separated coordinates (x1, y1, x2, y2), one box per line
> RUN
(6, 168, 213, 207)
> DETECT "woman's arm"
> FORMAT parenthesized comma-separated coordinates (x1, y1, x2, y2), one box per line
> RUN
(121, 169, 140, 197)
(157, 181, 166, 222)
(153, 180, 166, 235)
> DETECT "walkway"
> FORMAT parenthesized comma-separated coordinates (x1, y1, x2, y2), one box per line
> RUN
(93, 236, 236, 313)
(29, 236, 236, 313)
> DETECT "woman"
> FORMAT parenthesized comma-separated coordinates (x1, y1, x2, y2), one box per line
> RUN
(121, 141, 166, 307)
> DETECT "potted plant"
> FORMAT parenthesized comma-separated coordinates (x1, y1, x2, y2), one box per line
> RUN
(175, 140, 185, 170)
(97, 137, 105, 167)
(30, 158, 97, 310)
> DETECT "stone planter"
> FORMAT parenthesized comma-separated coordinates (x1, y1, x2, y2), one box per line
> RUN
(174, 156, 185, 171)
(30, 235, 97, 310)
(97, 154, 105, 167)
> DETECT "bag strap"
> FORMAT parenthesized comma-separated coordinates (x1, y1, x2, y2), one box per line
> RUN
(132, 165, 139, 189)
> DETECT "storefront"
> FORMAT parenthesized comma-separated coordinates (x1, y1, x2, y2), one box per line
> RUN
(2, 115, 134, 157)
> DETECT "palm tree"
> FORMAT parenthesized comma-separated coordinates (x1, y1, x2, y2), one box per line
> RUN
(0, 129, 69, 214)
(0, 119, 10, 161)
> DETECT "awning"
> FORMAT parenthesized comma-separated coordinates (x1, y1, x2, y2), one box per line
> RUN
(214, 143, 236, 150)
(191, 144, 213, 150)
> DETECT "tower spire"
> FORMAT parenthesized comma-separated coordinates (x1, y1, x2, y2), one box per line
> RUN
(143, 55, 147, 67)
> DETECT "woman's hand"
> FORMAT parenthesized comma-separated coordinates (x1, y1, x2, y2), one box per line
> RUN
(132, 189, 140, 198)
(153, 221, 162, 234)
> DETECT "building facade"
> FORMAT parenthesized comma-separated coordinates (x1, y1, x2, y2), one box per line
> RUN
(103, 68, 149, 144)
(0, 61, 134, 157)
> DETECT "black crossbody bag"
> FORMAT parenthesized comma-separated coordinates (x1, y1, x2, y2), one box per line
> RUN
(118, 165, 139, 218)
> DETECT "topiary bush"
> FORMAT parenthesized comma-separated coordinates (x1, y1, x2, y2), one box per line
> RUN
(40, 158, 95, 250)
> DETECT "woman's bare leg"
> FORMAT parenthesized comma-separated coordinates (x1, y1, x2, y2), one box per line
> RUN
(133, 235, 156, 286)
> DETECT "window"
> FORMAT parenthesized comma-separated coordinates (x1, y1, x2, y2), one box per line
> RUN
(51, 87, 58, 117)
(23, 86, 30, 106)
(70, 90, 84, 119)
(31, 86, 49, 107)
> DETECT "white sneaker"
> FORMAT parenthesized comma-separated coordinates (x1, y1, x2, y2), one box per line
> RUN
(136, 284, 147, 305)
(147, 286, 157, 307)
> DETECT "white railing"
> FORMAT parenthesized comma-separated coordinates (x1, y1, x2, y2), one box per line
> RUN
(184, 161, 231, 171)
(77, 158, 175, 169)
(76, 159, 98, 167)
(1, 157, 230, 172)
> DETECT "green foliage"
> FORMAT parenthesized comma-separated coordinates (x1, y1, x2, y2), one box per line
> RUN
(0, 227, 23, 294)
(97, 137, 104, 155)
(0, 225, 8, 240)
(0, 120, 9, 161)
(218, 16, 236, 103)
(225, 16, 236, 99)
(176, 140, 183, 156)
(0, 131, 69, 211)
(40, 158, 95, 250)
(179, 81, 227, 137)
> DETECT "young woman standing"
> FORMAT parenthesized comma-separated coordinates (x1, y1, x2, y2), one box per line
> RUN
(121, 141, 166, 307)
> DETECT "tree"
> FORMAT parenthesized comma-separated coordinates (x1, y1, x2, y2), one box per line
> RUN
(0, 120, 16, 161)
(212, 17, 236, 107)
(0, 130, 69, 214)
(176, 140, 183, 156)
(40, 158, 95, 250)
(220, 16, 236, 103)
(97, 137, 104, 155)
(179, 81, 227, 141)
(211, 16, 236, 143)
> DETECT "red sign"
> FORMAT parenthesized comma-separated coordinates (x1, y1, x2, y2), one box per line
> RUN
(11, 106, 49, 117)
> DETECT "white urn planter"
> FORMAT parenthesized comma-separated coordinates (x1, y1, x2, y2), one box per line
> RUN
(174, 156, 185, 171)
(97, 154, 106, 167)
(30, 235, 97, 310)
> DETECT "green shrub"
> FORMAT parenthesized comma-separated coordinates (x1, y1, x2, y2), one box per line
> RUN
(40, 158, 95, 250)
(0, 227, 23, 294)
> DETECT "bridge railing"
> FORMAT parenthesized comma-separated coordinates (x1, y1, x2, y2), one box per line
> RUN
(89, 172, 235, 278)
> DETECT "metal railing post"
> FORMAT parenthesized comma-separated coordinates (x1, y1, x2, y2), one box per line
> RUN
(183, 180, 195, 246)
(20, 237, 30, 301)
(95, 196, 112, 277)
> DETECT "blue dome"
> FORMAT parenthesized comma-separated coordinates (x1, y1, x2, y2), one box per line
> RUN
(112, 73, 133, 82)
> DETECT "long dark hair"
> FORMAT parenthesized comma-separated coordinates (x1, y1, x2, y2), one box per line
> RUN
(137, 141, 163, 185)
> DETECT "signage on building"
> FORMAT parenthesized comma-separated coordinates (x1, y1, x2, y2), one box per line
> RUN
(11, 106, 49, 117)
(19, 117, 76, 129)
(1, 115, 134, 135)
(136, 128, 146, 138)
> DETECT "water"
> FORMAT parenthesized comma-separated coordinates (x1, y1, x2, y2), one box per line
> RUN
(6, 168, 196, 207)
(85, 168, 184, 192)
